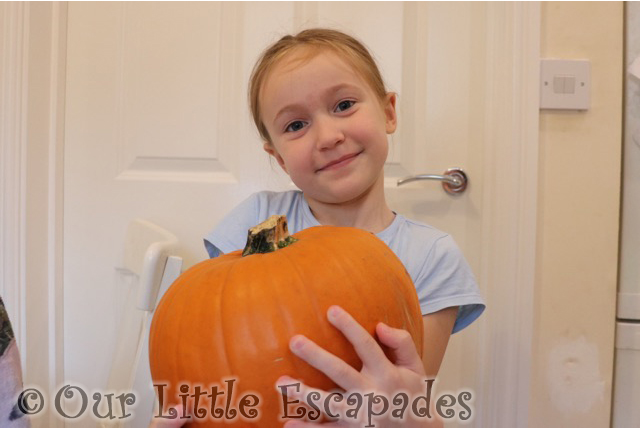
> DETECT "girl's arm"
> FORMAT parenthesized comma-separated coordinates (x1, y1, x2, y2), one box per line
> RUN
(421, 306, 458, 377)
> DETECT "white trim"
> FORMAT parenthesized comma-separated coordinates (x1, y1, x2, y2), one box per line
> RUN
(46, 3, 67, 428)
(513, 4, 540, 424)
(475, 3, 540, 427)
(1, 3, 67, 427)
(0, 1, 29, 368)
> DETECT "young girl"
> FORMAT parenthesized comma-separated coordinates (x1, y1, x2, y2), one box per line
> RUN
(153, 28, 484, 428)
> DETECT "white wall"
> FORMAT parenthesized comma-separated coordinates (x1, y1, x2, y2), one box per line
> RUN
(531, 2, 623, 426)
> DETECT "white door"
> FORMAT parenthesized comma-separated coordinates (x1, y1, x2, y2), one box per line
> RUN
(63, 2, 538, 427)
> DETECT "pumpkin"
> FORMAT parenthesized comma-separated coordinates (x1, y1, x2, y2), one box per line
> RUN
(149, 215, 423, 427)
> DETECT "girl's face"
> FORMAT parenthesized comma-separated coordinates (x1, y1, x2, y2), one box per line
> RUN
(260, 49, 397, 205)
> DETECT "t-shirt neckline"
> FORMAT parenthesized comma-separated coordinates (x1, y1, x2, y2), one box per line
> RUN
(298, 191, 402, 240)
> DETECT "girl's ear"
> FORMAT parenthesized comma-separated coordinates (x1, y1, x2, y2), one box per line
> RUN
(384, 92, 398, 134)
(263, 142, 288, 173)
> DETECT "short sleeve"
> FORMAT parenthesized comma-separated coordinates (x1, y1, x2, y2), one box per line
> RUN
(415, 235, 485, 334)
(203, 193, 260, 258)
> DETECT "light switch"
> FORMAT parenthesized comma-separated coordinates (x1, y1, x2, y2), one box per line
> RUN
(553, 76, 565, 93)
(540, 59, 590, 110)
(564, 76, 576, 94)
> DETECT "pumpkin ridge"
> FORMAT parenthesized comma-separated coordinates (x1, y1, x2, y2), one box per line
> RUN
(276, 237, 335, 379)
(292, 228, 372, 374)
(353, 231, 423, 356)
(218, 255, 244, 389)
(177, 267, 202, 387)
(225, 262, 263, 428)
(220, 256, 269, 428)
(158, 263, 210, 390)
(203, 259, 235, 391)
(228, 251, 305, 427)
(316, 230, 372, 367)
(176, 262, 223, 390)
(263, 250, 304, 423)
(173, 276, 187, 390)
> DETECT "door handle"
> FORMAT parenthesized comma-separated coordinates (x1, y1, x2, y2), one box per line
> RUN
(397, 167, 468, 195)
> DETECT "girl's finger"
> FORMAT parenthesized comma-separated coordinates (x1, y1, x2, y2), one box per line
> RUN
(288, 334, 363, 391)
(326, 306, 389, 372)
(375, 322, 424, 374)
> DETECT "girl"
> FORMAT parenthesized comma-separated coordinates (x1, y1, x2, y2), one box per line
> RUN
(153, 28, 484, 428)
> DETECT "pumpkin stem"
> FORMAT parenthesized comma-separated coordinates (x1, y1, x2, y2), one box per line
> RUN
(242, 215, 298, 256)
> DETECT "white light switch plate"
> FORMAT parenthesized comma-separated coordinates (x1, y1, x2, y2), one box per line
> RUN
(540, 59, 590, 110)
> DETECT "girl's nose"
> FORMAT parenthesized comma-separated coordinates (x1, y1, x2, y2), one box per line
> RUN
(315, 116, 345, 150)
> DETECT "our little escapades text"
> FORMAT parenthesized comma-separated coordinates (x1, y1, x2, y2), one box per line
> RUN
(154, 378, 474, 426)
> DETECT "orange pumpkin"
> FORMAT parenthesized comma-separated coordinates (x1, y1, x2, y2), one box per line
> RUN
(149, 215, 423, 427)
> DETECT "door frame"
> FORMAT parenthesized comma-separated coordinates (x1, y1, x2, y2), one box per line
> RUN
(473, 3, 540, 425)
(1, 3, 67, 428)
(1, 2, 539, 427)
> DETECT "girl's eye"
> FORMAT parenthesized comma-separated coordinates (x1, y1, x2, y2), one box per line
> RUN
(335, 100, 355, 112)
(285, 121, 306, 133)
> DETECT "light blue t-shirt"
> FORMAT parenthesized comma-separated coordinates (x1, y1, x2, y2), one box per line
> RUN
(204, 190, 485, 334)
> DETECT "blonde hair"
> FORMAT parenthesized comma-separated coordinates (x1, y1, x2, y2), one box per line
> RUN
(249, 28, 389, 144)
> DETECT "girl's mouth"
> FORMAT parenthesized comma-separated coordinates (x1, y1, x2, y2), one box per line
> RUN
(317, 151, 361, 172)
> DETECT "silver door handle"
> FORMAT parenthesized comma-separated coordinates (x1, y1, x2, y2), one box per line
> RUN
(397, 167, 468, 195)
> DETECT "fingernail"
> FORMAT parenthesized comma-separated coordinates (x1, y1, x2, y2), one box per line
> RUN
(327, 305, 341, 321)
(289, 335, 305, 352)
(275, 375, 297, 388)
(376, 322, 388, 334)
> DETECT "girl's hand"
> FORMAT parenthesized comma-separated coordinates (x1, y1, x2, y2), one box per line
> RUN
(276, 305, 443, 428)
